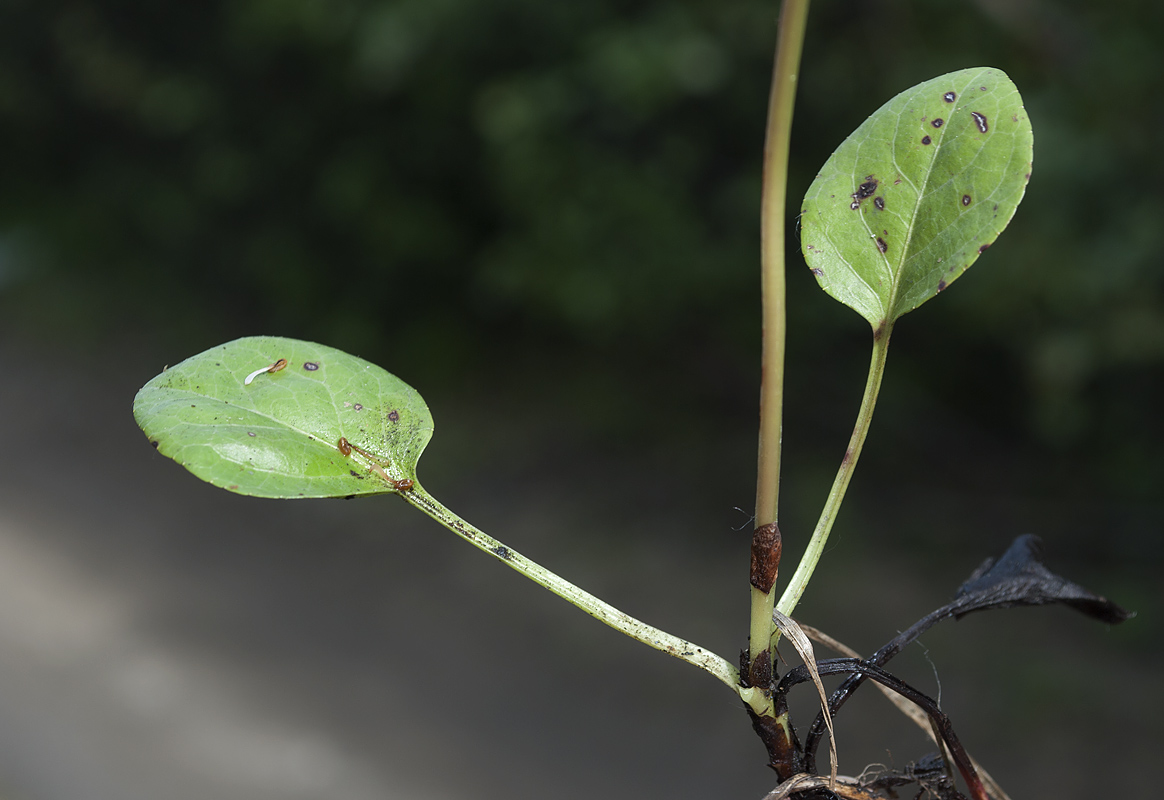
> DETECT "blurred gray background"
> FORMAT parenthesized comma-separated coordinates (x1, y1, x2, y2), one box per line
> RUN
(0, 1, 1159, 798)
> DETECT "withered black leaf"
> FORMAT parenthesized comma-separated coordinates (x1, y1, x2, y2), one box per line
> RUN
(795, 535, 1132, 779)
(952, 534, 1132, 624)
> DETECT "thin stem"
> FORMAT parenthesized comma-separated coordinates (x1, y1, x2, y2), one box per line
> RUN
(756, 0, 810, 530)
(749, 0, 811, 696)
(401, 484, 741, 692)
(775, 323, 893, 619)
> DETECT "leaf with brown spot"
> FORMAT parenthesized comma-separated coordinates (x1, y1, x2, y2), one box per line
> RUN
(133, 337, 433, 498)
(801, 67, 1034, 327)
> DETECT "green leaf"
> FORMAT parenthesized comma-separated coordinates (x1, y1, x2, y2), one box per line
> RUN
(801, 67, 1034, 327)
(133, 336, 433, 498)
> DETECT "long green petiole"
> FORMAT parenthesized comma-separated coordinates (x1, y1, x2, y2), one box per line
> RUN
(749, 0, 811, 712)
(401, 483, 742, 692)
(775, 323, 893, 619)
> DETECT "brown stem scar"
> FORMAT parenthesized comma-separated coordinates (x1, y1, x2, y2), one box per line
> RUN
(750, 522, 782, 594)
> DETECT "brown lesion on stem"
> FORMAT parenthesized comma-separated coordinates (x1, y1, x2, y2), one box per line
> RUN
(741, 647, 802, 780)
(751, 522, 782, 594)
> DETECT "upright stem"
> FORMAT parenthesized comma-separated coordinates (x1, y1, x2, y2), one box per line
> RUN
(776, 323, 893, 619)
(755, 0, 810, 532)
(748, 0, 811, 708)
(401, 484, 742, 692)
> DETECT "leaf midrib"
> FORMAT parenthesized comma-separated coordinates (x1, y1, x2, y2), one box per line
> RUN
(884, 68, 990, 322)
(147, 382, 356, 466)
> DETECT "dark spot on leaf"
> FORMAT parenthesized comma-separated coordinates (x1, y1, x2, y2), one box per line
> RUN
(921, 135, 932, 145)
(492, 545, 511, 560)
(229, 484, 239, 491)
(247, 431, 256, 437)
(931, 118, 944, 128)
(937, 279, 948, 292)
(810, 267, 824, 277)
(387, 410, 400, 422)
(876, 237, 888, 253)
(980, 86, 987, 91)
(962, 195, 972, 206)
(349, 470, 363, 478)
(1012, 114, 1019, 123)
(150, 440, 159, 449)
(943, 91, 956, 103)
(353, 403, 363, 411)
(1024, 173, 1031, 182)
(893, 178, 902, 185)
(873, 196, 885, 210)
(304, 361, 319, 371)
(850, 176, 878, 209)
(971, 112, 988, 133)
(978, 243, 990, 254)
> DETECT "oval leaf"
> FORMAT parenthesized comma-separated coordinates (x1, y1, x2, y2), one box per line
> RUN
(133, 336, 433, 498)
(801, 67, 1034, 327)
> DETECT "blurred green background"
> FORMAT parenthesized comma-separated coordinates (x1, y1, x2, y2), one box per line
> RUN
(0, 1, 1159, 798)
(4, 0, 1164, 480)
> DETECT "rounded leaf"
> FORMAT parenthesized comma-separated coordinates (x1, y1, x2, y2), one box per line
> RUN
(801, 67, 1034, 327)
(133, 336, 433, 498)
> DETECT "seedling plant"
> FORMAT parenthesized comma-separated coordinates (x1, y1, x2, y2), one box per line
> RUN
(133, 3, 1129, 797)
